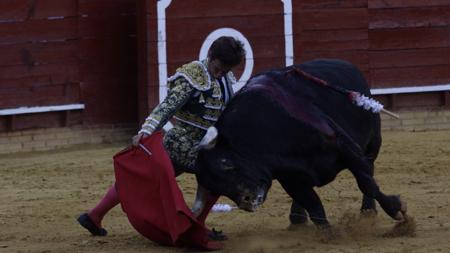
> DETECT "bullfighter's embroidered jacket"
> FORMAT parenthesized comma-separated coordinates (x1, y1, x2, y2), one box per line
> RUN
(139, 59, 236, 173)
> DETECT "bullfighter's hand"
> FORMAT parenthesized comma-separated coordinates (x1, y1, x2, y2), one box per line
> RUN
(132, 132, 149, 147)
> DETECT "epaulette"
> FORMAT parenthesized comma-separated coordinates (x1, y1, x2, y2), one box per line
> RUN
(168, 61, 212, 91)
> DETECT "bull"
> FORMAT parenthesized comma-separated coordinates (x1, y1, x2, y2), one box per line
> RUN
(192, 59, 406, 230)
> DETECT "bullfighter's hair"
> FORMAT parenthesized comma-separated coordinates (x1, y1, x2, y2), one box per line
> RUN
(208, 36, 246, 68)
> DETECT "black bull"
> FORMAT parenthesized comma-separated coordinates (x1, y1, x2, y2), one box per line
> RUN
(195, 59, 406, 227)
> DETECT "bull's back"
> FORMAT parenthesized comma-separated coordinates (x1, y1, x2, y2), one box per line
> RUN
(221, 58, 380, 161)
(293, 59, 380, 150)
(298, 59, 370, 94)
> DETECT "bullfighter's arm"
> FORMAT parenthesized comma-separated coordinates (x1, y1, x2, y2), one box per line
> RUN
(139, 78, 196, 135)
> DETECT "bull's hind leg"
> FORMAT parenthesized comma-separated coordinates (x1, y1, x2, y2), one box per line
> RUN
(360, 129, 382, 214)
(349, 164, 406, 220)
(359, 159, 377, 214)
(339, 142, 407, 221)
(327, 117, 406, 220)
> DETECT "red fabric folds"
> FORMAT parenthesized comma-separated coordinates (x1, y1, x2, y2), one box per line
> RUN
(113, 131, 221, 250)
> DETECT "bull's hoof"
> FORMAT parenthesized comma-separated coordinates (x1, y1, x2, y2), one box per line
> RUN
(207, 228, 228, 241)
(317, 224, 341, 242)
(379, 195, 407, 221)
(360, 208, 377, 218)
(394, 200, 407, 221)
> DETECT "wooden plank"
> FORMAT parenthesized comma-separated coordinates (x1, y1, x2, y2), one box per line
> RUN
(78, 15, 136, 37)
(0, 17, 77, 45)
(295, 29, 368, 51)
(294, 0, 367, 9)
(144, 14, 284, 42)
(369, 48, 450, 68)
(0, 75, 80, 90)
(78, 37, 137, 59)
(296, 8, 368, 31)
(161, 0, 284, 18)
(142, 0, 157, 16)
(251, 57, 288, 73)
(167, 56, 285, 78)
(0, 82, 80, 108)
(9, 115, 16, 131)
(78, 38, 137, 75)
(296, 51, 369, 72)
(77, 0, 139, 125)
(442, 91, 450, 106)
(6, 111, 66, 131)
(80, 77, 138, 124)
(80, 75, 137, 92)
(369, 0, 450, 9)
(390, 94, 397, 109)
(78, 0, 136, 15)
(370, 65, 450, 88)
(0, 0, 77, 21)
(369, 27, 450, 50)
(162, 12, 285, 73)
(394, 92, 443, 108)
(137, 65, 160, 109)
(66, 110, 83, 126)
(165, 35, 285, 63)
(0, 62, 79, 81)
(0, 79, 80, 93)
(0, 117, 9, 131)
(0, 0, 30, 22)
(0, 40, 78, 67)
(370, 6, 450, 29)
(165, 14, 284, 41)
(29, 0, 78, 19)
(136, 0, 154, 121)
(298, 40, 368, 54)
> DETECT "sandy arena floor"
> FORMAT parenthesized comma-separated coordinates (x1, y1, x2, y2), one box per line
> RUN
(1, 130, 450, 253)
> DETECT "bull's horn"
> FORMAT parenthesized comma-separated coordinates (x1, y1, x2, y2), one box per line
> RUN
(191, 184, 208, 217)
(193, 126, 218, 151)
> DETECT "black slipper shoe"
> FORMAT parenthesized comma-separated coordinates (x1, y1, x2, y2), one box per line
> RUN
(77, 213, 107, 236)
(207, 228, 228, 241)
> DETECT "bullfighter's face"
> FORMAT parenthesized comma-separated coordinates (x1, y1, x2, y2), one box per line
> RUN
(207, 58, 231, 79)
(196, 141, 270, 212)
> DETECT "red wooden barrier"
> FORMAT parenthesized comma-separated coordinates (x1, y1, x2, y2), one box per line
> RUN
(2, 0, 450, 133)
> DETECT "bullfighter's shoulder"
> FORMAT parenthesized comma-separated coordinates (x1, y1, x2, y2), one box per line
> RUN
(168, 61, 212, 91)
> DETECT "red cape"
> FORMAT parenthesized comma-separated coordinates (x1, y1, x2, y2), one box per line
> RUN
(113, 132, 221, 250)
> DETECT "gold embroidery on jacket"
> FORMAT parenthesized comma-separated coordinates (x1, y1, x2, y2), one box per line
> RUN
(139, 59, 237, 173)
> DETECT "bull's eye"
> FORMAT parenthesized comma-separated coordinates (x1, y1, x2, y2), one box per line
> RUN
(220, 158, 234, 170)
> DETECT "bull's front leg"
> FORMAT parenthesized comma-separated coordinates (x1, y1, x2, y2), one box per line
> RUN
(289, 200, 308, 225)
(278, 176, 332, 230)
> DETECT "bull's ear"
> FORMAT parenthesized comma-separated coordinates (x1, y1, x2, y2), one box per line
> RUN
(194, 126, 218, 151)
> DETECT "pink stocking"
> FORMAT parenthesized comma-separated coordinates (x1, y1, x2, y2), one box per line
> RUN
(88, 184, 120, 228)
